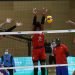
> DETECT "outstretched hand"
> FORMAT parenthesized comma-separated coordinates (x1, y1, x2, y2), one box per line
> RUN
(6, 18, 12, 23)
(16, 22, 23, 27)
(42, 8, 48, 15)
(33, 8, 38, 15)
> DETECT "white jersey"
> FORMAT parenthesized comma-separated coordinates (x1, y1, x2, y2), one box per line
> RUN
(50, 42, 56, 56)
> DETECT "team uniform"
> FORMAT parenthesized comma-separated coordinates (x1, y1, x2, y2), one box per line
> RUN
(53, 44, 68, 75)
(32, 13, 46, 62)
(32, 33, 46, 61)
(32, 8, 46, 75)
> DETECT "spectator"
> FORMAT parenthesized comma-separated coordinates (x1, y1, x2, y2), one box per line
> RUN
(1, 49, 15, 75)
(49, 39, 56, 64)
(44, 39, 52, 53)
(53, 38, 69, 75)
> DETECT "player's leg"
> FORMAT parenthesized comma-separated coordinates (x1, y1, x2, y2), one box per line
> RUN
(49, 55, 53, 64)
(7, 69, 13, 75)
(33, 61, 38, 75)
(40, 60, 46, 75)
(53, 56, 56, 64)
(33, 60, 38, 75)
(40, 48, 46, 75)
(32, 49, 40, 75)
(52, 56, 56, 72)
(61, 66, 68, 75)
(48, 55, 54, 72)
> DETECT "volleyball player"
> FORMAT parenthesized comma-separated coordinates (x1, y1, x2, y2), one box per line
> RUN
(32, 8, 47, 75)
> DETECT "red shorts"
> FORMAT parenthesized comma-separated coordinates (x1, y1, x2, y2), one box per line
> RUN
(32, 47, 46, 61)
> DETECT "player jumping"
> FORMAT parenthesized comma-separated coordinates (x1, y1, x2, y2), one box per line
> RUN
(32, 8, 47, 75)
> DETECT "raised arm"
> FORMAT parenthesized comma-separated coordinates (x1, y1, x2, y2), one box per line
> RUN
(5, 22, 22, 32)
(41, 8, 48, 25)
(32, 8, 38, 25)
(66, 20, 75, 25)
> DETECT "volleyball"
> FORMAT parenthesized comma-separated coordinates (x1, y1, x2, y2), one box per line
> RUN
(46, 16, 53, 24)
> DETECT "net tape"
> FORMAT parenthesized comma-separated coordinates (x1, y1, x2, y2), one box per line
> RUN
(0, 29, 75, 35)
(0, 64, 75, 70)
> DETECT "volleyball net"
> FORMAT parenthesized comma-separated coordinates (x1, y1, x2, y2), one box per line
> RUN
(0, 30, 75, 75)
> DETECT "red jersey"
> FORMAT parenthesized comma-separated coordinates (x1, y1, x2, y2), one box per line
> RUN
(53, 44, 68, 64)
(32, 33, 44, 49)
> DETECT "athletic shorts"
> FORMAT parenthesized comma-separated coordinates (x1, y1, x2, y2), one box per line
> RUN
(32, 47, 46, 61)
(56, 66, 68, 75)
